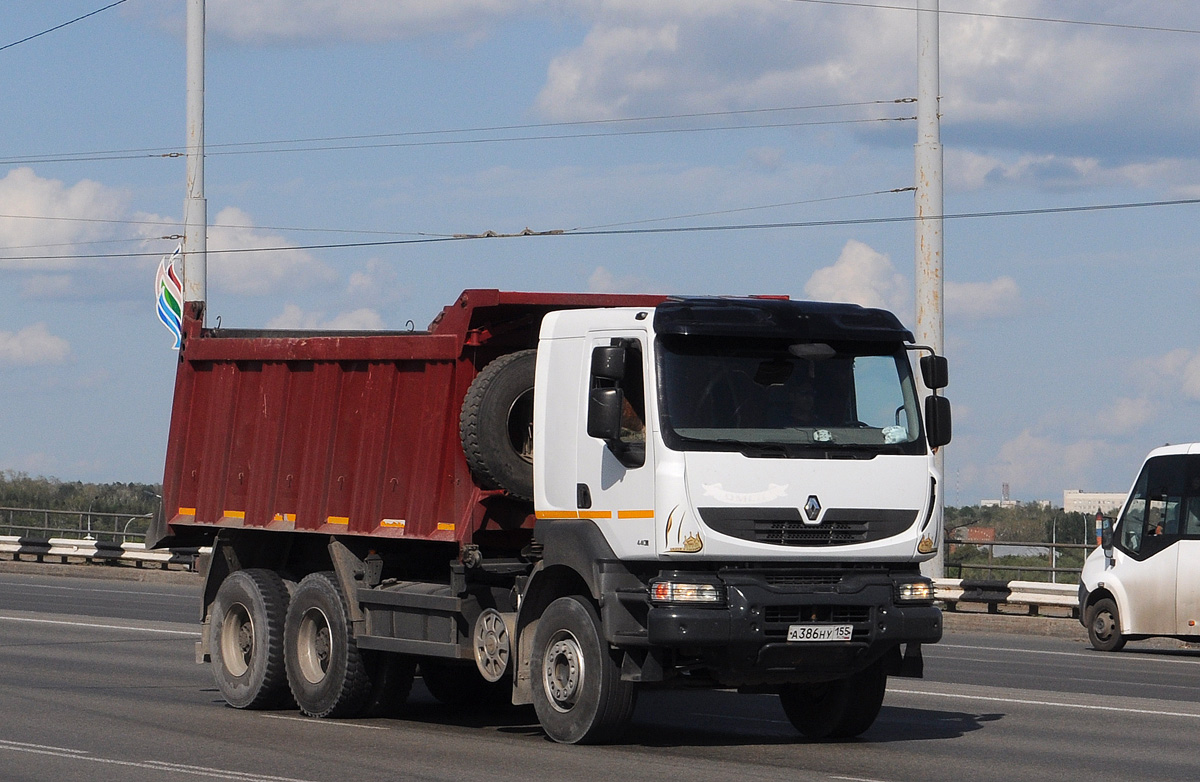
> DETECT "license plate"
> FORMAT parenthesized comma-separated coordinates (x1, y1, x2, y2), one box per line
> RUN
(787, 624, 853, 642)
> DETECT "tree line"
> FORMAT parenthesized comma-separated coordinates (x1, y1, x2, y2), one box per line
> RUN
(0, 471, 162, 517)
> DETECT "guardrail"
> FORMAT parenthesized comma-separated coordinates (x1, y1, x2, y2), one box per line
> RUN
(934, 577, 1078, 618)
(0, 535, 202, 571)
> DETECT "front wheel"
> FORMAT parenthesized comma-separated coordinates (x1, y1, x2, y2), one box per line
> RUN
(531, 596, 636, 744)
(780, 659, 888, 740)
(1088, 597, 1127, 652)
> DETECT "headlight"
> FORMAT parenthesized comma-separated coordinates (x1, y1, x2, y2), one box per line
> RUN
(896, 580, 934, 603)
(650, 581, 725, 605)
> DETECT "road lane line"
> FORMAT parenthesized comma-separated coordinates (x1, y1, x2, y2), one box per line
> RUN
(260, 713, 391, 730)
(0, 614, 198, 636)
(0, 740, 316, 781)
(890, 687, 1200, 719)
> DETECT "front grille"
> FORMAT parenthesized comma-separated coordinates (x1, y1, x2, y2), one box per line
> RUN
(700, 507, 917, 547)
(762, 573, 844, 587)
(764, 605, 871, 624)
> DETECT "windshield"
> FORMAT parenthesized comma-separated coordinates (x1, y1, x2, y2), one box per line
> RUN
(657, 335, 924, 456)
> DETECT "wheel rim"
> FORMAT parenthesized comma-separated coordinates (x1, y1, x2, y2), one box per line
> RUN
(506, 389, 535, 465)
(1093, 609, 1116, 642)
(542, 629, 585, 713)
(474, 609, 510, 682)
(296, 606, 333, 684)
(219, 601, 254, 677)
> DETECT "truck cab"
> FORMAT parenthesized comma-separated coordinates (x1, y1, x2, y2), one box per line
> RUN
(1080, 443, 1200, 651)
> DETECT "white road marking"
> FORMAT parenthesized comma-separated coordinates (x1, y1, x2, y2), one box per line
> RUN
(890, 687, 1200, 719)
(0, 739, 316, 781)
(0, 613, 199, 636)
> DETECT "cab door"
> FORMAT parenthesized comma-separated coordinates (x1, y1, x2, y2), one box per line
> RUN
(1112, 463, 1179, 635)
(576, 333, 656, 554)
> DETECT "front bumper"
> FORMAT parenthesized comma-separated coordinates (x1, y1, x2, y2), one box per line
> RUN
(640, 569, 942, 686)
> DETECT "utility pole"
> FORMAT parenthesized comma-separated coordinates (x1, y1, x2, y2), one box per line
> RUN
(915, 0, 945, 577)
(183, 0, 207, 323)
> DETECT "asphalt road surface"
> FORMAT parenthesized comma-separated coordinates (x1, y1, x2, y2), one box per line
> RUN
(2, 568, 1199, 782)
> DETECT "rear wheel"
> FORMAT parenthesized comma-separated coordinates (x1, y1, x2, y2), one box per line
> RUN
(531, 595, 636, 744)
(1088, 597, 1127, 652)
(284, 572, 372, 718)
(780, 659, 888, 740)
(209, 568, 291, 709)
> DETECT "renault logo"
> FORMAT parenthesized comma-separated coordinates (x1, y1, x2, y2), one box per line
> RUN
(804, 495, 821, 523)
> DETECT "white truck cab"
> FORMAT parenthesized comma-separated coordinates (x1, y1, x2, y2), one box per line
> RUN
(1080, 442, 1200, 650)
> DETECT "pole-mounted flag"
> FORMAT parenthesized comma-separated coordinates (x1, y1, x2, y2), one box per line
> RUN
(156, 244, 183, 349)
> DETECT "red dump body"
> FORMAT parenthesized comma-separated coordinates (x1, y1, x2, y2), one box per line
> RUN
(160, 289, 663, 551)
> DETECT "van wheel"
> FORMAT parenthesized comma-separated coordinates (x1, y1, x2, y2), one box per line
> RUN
(209, 569, 291, 709)
(1088, 598, 1127, 652)
(460, 350, 536, 501)
(780, 659, 887, 739)
(284, 572, 372, 718)
(531, 596, 636, 744)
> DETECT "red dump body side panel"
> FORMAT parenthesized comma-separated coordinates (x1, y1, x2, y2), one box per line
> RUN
(161, 289, 663, 549)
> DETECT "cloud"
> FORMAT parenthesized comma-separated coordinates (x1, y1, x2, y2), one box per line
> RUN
(267, 304, 385, 330)
(208, 207, 337, 296)
(945, 276, 1021, 321)
(200, 0, 542, 42)
(1144, 347, 1200, 403)
(345, 258, 404, 307)
(0, 168, 128, 271)
(587, 265, 655, 294)
(1099, 396, 1155, 435)
(990, 429, 1108, 498)
(803, 240, 909, 314)
(0, 323, 71, 366)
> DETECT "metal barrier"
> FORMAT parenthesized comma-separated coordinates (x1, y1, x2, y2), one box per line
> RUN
(0, 535, 202, 571)
(934, 577, 1078, 618)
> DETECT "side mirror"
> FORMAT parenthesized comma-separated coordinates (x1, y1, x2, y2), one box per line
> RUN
(925, 395, 952, 448)
(587, 387, 623, 440)
(591, 346, 626, 381)
(920, 355, 949, 390)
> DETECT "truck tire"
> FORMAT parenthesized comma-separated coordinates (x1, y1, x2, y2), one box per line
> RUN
(780, 659, 887, 740)
(1087, 597, 1127, 652)
(460, 349, 536, 501)
(530, 595, 636, 744)
(284, 571, 372, 718)
(209, 568, 291, 710)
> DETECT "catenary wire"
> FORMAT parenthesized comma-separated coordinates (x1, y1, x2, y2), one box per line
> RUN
(785, 0, 1200, 35)
(0, 0, 129, 53)
(1, 198, 1196, 263)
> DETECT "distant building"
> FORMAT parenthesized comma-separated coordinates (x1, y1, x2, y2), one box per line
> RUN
(980, 498, 1018, 509)
(1063, 490, 1126, 515)
(953, 526, 996, 543)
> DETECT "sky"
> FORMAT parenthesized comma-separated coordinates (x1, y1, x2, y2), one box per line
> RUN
(0, 0, 1198, 506)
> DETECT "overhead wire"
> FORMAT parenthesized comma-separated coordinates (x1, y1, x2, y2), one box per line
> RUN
(784, 0, 1200, 35)
(0, 0, 129, 53)
(1, 197, 1196, 263)
(0, 101, 917, 166)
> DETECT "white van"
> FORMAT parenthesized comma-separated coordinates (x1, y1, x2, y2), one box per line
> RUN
(1079, 443, 1200, 651)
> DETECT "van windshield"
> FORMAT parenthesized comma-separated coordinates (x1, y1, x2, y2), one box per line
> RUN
(1117, 454, 1200, 557)
(656, 335, 924, 457)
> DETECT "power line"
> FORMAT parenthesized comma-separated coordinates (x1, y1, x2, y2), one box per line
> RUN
(0, 100, 916, 166)
(0, 1, 129, 53)
(785, 0, 1200, 35)
(2, 197, 1196, 263)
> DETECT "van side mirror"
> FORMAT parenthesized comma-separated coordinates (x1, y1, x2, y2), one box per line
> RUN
(925, 395, 952, 448)
(587, 387, 623, 440)
(591, 345, 626, 381)
(920, 355, 949, 390)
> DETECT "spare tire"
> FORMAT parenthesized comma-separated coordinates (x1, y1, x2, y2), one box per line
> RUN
(460, 349, 537, 501)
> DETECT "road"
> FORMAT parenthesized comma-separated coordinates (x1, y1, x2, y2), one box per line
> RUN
(2, 569, 1199, 782)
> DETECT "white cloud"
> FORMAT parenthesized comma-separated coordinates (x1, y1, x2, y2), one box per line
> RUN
(202, 0, 542, 42)
(267, 304, 385, 330)
(0, 168, 128, 271)
(587, 265, 654, 294)
(945, 276, 1021, 321)
(803, 240, 909, 314)
(1099, 396, 1155, 435)
(990, 429, 1108, 498)
(346, 258, 404, 306)
(0, 323, 71, 366)
(208, 207, 337, 296)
